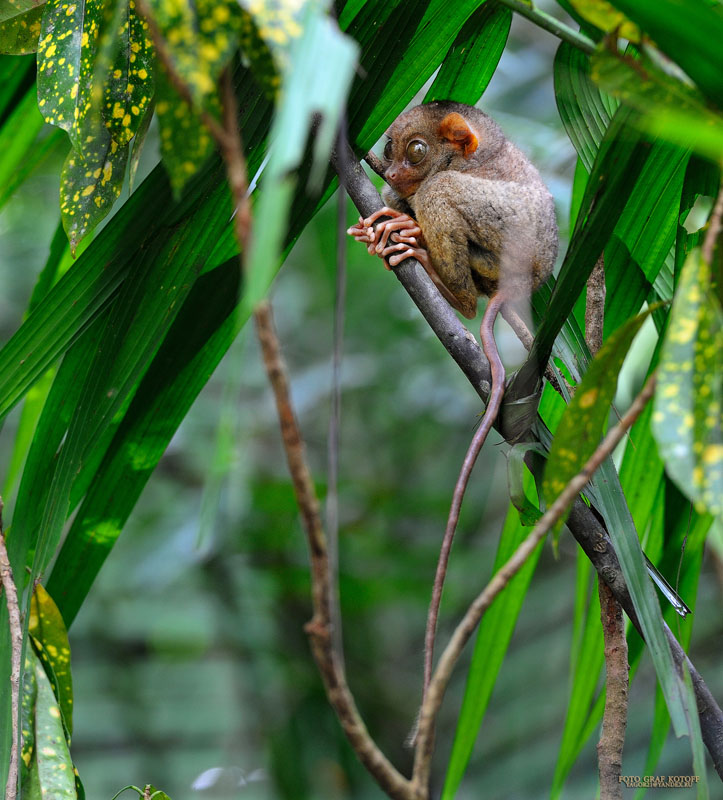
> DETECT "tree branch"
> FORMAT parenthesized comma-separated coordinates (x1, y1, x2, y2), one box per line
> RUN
(254, 302, 418, 800)
(334, 144, 723, 784)
(586, 255, 628, 800)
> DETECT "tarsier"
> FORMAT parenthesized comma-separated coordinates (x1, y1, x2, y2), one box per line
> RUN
(348, 101, 558, 693)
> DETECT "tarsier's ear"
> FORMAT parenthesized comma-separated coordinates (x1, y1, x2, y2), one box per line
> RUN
(438, 112, 479, 157)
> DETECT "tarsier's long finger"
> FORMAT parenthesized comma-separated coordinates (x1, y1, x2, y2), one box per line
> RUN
(384, 245, 428, 268)
(363, 206, 407, 226)
(375, 218, 421, 252)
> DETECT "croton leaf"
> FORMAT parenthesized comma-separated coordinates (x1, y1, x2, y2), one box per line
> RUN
(0, 4, 42, 53)
(101, 0, 154, 145)
(29, 584, 74, 736)
(542, 307, 653, 546)
(59, 121, 128, 253)
(567, 0, 640, 41)
(653, 249, 723, 517)
(0, 0, 43, 24)
(237, 4, 279, 97)
(154, 68, 214, 196)
(37, 0, 103, 152)
(146, 0, 241, 109)
(24, 650, 77, 800)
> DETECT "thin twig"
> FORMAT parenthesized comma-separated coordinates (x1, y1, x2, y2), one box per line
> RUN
(586, 258, 628, 800)
(364, 150, 386, 179)
(411, 372, 657, 791)
(327, 163, 348, 666)
(254, 302, 418, 800)
(597, 580, 628, 800)
(0, 499, 21, 800)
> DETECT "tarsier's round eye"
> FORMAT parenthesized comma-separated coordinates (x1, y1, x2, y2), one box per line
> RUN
(383, 139, 393, 160)
(406, 139, 428, 164)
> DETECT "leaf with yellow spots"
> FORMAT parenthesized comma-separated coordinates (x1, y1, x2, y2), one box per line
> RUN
(20, 654, 38, 786)
(0, 4, 43, 53)
(542, 307, 653, 549)
(239, 0, 308, 72)
(23, 649, 77, 799)
(37, 0, 104, 153)
(29, 584, 74, 736)
(653, 249, 723, 517)
(101, 0, 154, 145)
(155, 68, 214, 196)
(567, 0, 640, 41)
(129, 94, 154, 190)
(146, 0, 242, 109)
(60, 122, 129, 252)
(0, 0, 42, 24)
(237, 4, 280, 97)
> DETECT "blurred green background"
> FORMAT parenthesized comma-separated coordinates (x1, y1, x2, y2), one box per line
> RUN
(0, 8, 721, 800)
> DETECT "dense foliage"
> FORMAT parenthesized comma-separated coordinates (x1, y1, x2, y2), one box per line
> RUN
(0, 0, 721, 798)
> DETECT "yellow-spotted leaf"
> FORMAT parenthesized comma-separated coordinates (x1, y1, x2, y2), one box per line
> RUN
(0, 0, 43, 24)
(146, 0, 241, 109)
(0, 4, 43, 52)
(60, 123, 128, 253)
(101, 0, 154, 145)
(29, 584, 74, 735)
(567, 0, 640, 41)
(26, 649, 77, 800)
(238, 5, 279, 97)
(20, 654, 38, 783)
(129, 95, 154, 190)
(543, 308, 653, 547)
(239, 0, 306, 72)
(653, 250, 723, 517)
(37, 0, 104, 152)
(155, 69, 213, 195)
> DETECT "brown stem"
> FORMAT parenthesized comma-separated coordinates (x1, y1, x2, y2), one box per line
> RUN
(597, 581, 628, 800)
(0, 500, 21, 800)
(411, 373, 657, 791)
(585, 255, 606, 356)
(702, 181, 723, 266)
(423, 294, 506, 697)
(364, 150, 386, 179)
(254, 302, 418, 800)
(586, 256, 628, 798)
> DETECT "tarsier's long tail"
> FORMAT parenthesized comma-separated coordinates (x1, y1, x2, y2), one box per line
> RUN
(423, 293, 507, 698)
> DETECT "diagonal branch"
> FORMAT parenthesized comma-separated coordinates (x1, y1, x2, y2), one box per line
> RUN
(333, 141, 723, 784)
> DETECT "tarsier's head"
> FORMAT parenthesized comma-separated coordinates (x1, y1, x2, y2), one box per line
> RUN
(381, 101, 505, 199)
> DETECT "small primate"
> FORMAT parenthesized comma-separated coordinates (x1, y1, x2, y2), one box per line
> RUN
(348, 101, 558, 696)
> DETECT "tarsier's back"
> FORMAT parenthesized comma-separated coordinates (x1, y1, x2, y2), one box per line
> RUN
(381, 101, 558, 314)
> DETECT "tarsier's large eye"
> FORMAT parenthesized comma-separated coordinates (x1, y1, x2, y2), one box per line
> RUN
(406, 139, 428, 164)
(383, 139, 393, 161)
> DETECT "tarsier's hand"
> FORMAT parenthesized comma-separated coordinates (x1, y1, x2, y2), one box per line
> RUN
(347, 207, 430, 271)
